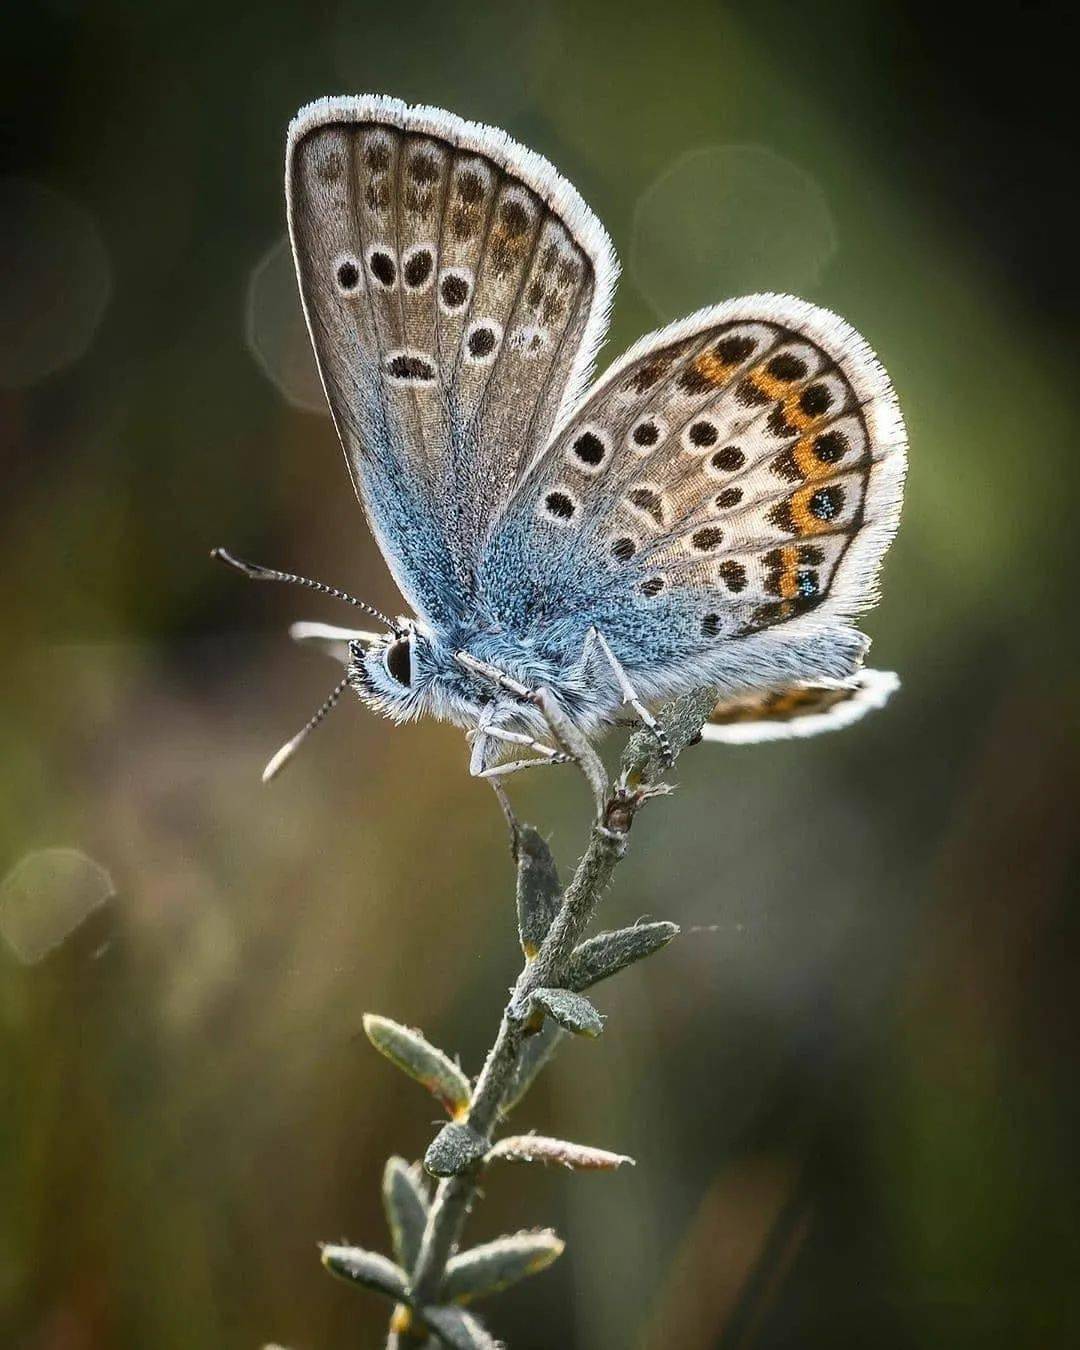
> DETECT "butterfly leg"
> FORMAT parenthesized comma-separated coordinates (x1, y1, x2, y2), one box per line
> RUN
(469, 722, 567, 780)
(590, 628, 673, 767)
(469, 711, 521, 848)
(479, 752, 522, 853)
(530, 687, 609, 818)
(455, 652, 535, 702)
(469, 718, 562, 846)
(456, 651, 609, 816)
(479, 755, 566, 777)
(476, 724, 569, 765)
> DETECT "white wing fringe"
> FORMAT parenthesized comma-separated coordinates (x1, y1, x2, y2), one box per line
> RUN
(700, 669, 899, 744)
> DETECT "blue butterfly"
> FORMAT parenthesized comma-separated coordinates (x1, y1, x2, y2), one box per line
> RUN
(216, 96, 906, 811)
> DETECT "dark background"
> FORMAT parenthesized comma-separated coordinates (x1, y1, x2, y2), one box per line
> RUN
(2, 2, 1076, 1347)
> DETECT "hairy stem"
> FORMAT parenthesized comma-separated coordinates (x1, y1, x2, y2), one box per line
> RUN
(396, 689, 716, 1343)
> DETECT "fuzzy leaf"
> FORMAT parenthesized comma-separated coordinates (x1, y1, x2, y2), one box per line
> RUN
(422, 1305, 503, 1349)
(425, 1122, 489, 1178)
(515, 825, 561, 958)
(501, 1023, 564, 1114)
(487, 1134, 635, 1171)
(320, 1244, 408, 1301)
(363, 1014, 472, 1119)
(531, 987, 603, 1037)
(564, 921, 679, 991)
(443, 1230, 564, 1303)
(382, 1156, 429, 1269)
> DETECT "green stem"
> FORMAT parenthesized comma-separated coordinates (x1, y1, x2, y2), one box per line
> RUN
(395, 689, 716, 1344)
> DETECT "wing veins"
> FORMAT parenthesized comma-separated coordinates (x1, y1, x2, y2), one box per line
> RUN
(460, 177, 539, 447)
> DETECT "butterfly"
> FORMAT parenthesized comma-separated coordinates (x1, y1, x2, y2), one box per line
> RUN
(215, 95, 906, 810)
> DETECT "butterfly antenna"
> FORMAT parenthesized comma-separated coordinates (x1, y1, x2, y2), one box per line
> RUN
(262, 676, 350, 783)
(210, 547, 395, 630)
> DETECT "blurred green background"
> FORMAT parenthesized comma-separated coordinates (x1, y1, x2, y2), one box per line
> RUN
(3, 1, 1076, 1346)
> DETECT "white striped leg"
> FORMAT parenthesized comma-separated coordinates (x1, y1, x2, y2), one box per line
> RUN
(472, 724, 568, 769)
(468, 712, 535, 847)
(590, 629, 672, 766)
(480, 755, 567, 778)
(457, 650, 609, 818)
(455, 651, 533, 700)
(532, 687, 609, 817)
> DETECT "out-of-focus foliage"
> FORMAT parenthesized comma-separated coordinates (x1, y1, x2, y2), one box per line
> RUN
(2, 2, 1075, 1347)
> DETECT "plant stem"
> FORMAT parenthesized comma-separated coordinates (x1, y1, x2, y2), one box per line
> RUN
(395, 689, 717, 1344)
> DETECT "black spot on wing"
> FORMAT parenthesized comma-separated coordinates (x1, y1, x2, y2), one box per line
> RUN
(632, 420, 660, 448)
(440, 272, 469, 310)
(813, 430, 848, 464)
(800, 384, 833, 416)
(403, 249, 433, 289)
(711, 446, 745, 472)
(766, 352, 808, 381)
(369, 250, 396, 287)
(810, 485, 844, 520)
(336, 259, 360, 291)
(544, 490, 575, 520)
(467, 325, 497, 359)
(385, 352, 437, 384)
(688, 420, 718, 447)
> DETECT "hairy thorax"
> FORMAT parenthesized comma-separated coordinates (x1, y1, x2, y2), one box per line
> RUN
(349, 619, 614, 744)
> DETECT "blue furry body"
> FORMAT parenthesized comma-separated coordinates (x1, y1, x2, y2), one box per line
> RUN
(349, 537, 866, 760)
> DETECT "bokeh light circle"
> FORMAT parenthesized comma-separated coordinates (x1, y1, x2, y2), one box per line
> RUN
(630, 145, 838, 318)
(0, 178, 112, 387)
(245, 233, 329, 416)
(0, 847, 115, 965)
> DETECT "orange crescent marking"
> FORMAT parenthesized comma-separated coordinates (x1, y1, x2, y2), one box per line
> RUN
(777, 544, 801, 598)
(790, 485, 825, 536)
(748, 367, 792, 402)
(743, 368, 830, 441)
(692, 348, 739, 388)
(792, 432, 835, 481)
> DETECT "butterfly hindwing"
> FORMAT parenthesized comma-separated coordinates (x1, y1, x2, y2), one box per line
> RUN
(700, 669, 899, 743)
(287, 96, 616, 627)
(480, 295, 905, 701)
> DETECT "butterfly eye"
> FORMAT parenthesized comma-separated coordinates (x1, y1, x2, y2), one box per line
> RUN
(384, 637, 412, 687)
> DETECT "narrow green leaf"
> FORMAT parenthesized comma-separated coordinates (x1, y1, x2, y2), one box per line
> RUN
(564, 921, 679, 991)
(443, 1229, 564, 1303)
(531, 987, 603, 1037)
(382, 1156, 429, 1270)
(320, 1244, 408, 1301)
(425, 1122, 489, 1178)
(487, 1134, 635, 1171)
(515, 824, 561, 958)
(363, 1014, 472, 1118)
(422, 1304, 503, 1349)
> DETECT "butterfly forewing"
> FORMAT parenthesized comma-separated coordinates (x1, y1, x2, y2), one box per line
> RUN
(287, 96, 616, 627)
(465, 210, 598, 544)
(481, 295, 904, 698)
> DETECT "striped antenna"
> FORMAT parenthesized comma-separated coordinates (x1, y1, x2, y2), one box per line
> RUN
(211, 547, 396, 631)
(262, 677, 350, 783)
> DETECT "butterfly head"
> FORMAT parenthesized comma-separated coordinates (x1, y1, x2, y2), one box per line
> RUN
(347, 620, 477, 725)
(348, 621, 415, 717)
